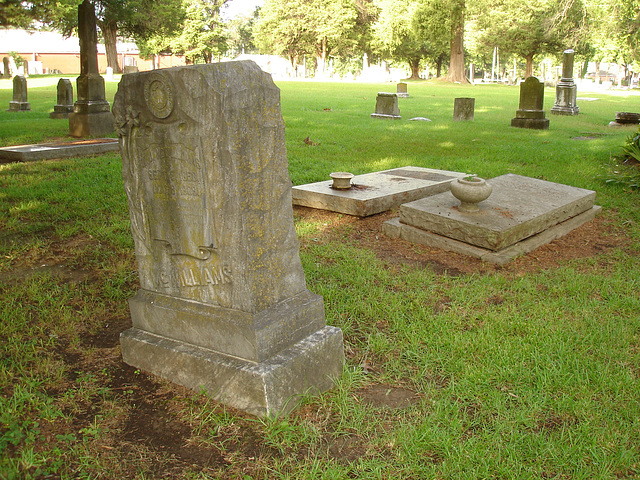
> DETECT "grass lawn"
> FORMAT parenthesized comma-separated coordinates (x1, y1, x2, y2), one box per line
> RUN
(1, 73, 640, 479)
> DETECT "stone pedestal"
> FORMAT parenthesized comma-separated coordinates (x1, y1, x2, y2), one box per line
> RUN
(69, 0, 114, 137)
(551, 49, 579, 116)
(8, 75, 30, 111)
(50, 78, 75, 119)
(371, 92, 400, 119)
(511, 77, 549, 130)
(113, 61, 344, 417)
(453, 97, 475, 121)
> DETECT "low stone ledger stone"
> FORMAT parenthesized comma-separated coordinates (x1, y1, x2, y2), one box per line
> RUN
(113, 61, 344, 417)
(8, 75, 30, 111)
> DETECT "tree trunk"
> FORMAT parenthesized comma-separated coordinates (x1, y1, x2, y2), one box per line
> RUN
(99, 20, 121, 74)
(524, 54, 534, 78)
(408, 58, 421, 79)
(446, 0, 468, 83)
(436, 53, 444, 77)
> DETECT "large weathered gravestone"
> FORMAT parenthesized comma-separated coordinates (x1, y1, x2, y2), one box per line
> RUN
(8, 75, 30, 111)
(113, 61, 344, 417)
(511, 77, 549, 130)
(371, 92, 400, 119)
(551, 49, 579, 116)
(50, 78, 74, 119)
(69, 0, 114, 137)
(453, 97, 475, 121)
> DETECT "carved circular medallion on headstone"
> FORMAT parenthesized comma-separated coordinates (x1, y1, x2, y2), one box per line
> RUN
(144, 74, 174, 119)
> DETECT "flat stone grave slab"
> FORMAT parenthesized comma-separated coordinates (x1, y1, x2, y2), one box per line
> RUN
(292, 167, 466, 217)
(384, 174, 600, 264)
(0, 138, 119, 163)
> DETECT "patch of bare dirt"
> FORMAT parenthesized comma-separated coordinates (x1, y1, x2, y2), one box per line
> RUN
(294, 205, 630, 276)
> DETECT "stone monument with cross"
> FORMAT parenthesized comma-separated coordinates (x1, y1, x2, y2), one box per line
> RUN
(69, 0, 114, 137)
(551, 49, 579, 116)
(510, 77, 549, 130)
(113, 61, 344, 417)
(8, 75, 30, 111)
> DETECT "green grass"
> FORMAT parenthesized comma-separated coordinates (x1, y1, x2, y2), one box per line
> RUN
(1, 76, 640, 479)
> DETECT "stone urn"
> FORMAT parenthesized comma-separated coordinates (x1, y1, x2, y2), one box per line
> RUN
(330, 172, 354, 189)
(450, 176, 492, 213)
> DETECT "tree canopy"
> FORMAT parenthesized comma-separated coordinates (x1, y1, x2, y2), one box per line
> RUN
(2, 0, 639, 81)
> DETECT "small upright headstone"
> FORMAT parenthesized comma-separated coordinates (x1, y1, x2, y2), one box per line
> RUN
(113, 61, 344, 417)
(453, 97, 475, 121)
(510, 77, 549, 130)
(123, 65, 139, 74)
(105, 66, 114, 81)
(551, 49, 579, 116)
(396, 82, 409, 98)
(2, 57, 10, 78)
(50, 78, 74, 119)
(371, 93, 401, 119)
(8, 75, 30, 111)
(69, 0, 114, 137)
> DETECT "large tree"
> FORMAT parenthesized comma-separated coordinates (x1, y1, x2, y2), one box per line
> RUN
(472, 0, 587, 78)
(254, 0, 359, 75)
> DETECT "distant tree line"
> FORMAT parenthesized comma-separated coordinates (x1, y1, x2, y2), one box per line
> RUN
(1, 0, 639, 81)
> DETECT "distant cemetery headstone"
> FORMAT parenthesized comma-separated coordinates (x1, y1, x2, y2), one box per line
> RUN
(613, 112, 640, 125)
(510, 77, 549, 130)
(123, 66, 139, 74)
(396, 82, 409, 98)
(69, 0, 114, 137)
(105, 66, 114, 81)
(453, 97, 475, 121)
(551, 49, 579, 116)
(50, 78, 74, 119)
(8, 75, 30, 111)
(371, 92, 401, 119)
(2, 57, 10, 78)
(113, 61, 344, 417)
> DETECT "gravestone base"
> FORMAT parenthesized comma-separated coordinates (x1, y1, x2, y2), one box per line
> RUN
(8, 101, 30, 111)
(551, 82, 579, 116)
(383, 174, 600, 264)
(511, 110, 549, 130)
(370, 113, 402, 120)
(69, 110, 114, 137)
(121, 290, 344, 417)
(50, 106, 74, 119)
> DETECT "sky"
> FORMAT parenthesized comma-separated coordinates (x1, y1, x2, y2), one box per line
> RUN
(221, 0, 264, 20)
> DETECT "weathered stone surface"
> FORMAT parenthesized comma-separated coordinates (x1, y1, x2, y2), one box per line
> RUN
(8, 75, 30, 111)
(371, 92, 401, 119)
(292, 167, 466, 216)
(398, 174, 596, 251)
(69, 0, 113, 137)
(50, 78, 74, 119)
(121, 325, 344, 417)
(0, 138, 119, 163)
(114, 61, 343, 416)
(453, 97, 474, 121)
(551, 49, 579, 116)
(384, 206, 601, 264)
(511, 77, 549, 129)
